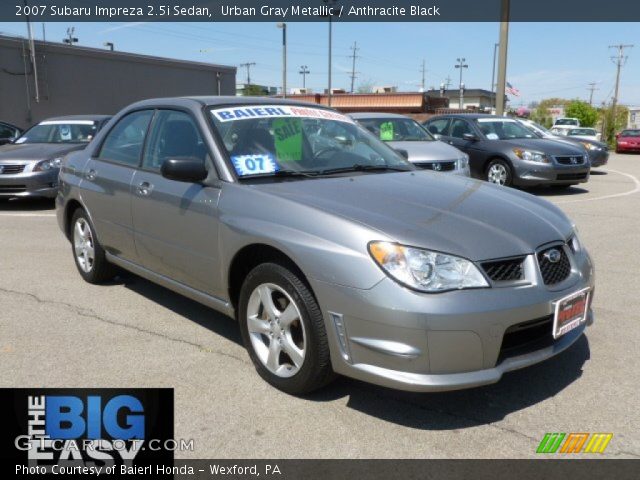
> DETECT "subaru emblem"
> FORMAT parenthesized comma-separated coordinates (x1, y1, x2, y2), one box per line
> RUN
(544, 249, 562, 263)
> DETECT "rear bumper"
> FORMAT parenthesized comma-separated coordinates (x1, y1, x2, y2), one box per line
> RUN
(0, 170, 59, 198)
(616, 143, 640, 152)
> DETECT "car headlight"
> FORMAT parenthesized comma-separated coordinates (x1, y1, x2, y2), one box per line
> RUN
(34, 157, 63, 172)
(513, 148, 549, 163)
(580, 142, 602, 151)
(569, 226, 582, 253)
(368, 241, 489, 292)
(457, 153, 469, 169)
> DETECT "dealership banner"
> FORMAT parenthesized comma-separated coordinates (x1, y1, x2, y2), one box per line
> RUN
(2, 0, 640, 22)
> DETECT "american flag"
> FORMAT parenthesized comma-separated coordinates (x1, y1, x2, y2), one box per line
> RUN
(506, 82, 521, 97)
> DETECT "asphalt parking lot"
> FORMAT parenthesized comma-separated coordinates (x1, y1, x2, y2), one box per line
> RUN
(1, 153, 639, 459)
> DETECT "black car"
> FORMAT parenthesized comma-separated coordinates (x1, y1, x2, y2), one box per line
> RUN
(0, 115, 111, 199)
(423, 114, 590, 188)
(0, 121, 23, 146)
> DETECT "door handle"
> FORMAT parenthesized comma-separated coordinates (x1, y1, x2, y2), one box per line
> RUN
(137, 181, 153, 196)
(85, 169, 97, 181)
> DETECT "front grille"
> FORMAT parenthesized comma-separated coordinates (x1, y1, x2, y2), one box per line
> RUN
(0, 164, 26, 174)
(414, 161, 456, 172)
(498, 315, 555, 363)
(557, 173, 588, 181)
(0, 185, 26, 193)
(555, 155, 585, 165)
(481, 256, 525, 282)
(537, 246, 571, 285)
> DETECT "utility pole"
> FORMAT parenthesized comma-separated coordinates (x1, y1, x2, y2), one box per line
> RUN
(24, 0, 40, 103)
(299, 65, 310, 89)
(609, 44, 633, 129)
(420, 59, 426, 92)
(455, 57, 468, 109)
(349, 41, 359, 93)
(587, 82, 598, 106)
(239, 62, 256, 85)
(495, 0, 510, 116)
(444, 76, 452, 90)
(63, 26, 78, 46)
(491, 42, 499, 109)
(276, 23, 287, 98)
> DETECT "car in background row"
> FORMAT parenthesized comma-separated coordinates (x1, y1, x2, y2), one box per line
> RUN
(553, 117, 580, 127)
(349, 113, 470, 176)
(564, 127, 601, 142)
(0, 121, 23, 146)
(517, 118, 609, 168)
(0, 115, 110, 199)
(423, 114, 590, 188)
(615, 129, 640, 153)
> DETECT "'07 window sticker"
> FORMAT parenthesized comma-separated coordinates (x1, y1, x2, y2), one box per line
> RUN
(231, 154, 280, 176)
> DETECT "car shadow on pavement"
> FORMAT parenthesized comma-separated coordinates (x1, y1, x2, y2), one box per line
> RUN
(526, 186, 589, 197)
(310, 335, 590, 430)
(0, 198, 55, 211)
(589, 170, 608, 175)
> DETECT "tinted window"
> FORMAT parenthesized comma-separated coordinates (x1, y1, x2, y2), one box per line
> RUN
(425, 118, 450, 135)
(478, 120, 536, 140)
(450, 119, 473, 138)
(142, 110, 208, 171)
(357, 118, 433, 142)
(0, 124, 17, 138)
(98, 111, 153, 166)
(16, 121, 98, 144)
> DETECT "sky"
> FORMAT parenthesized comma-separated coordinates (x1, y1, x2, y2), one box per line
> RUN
(0, 21, 638, 106)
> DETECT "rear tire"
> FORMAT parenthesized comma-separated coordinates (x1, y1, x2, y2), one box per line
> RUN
(70, 209, 117, 284)
(238, 262, 334, 395)
(486, 159, 513, 187)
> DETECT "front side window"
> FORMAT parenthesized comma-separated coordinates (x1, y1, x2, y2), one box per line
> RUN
(98, 110, 153, 166)
(15, 120, 98, 145)
(477, 119, 536, 140)
(209, 105, 413, 179)
(142, 110, 208, 171)
(425, 118, 450, 136)
(357, 118, 434, 142)
(450, 119, 473, 139)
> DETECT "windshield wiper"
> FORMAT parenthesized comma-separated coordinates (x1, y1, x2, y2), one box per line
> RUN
(237, 169, 320, 180)
(316, 164, 413, 176)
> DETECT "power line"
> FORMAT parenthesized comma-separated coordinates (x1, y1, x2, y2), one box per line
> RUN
(239, 62, 256, 85)
(348, 41, 359, 93)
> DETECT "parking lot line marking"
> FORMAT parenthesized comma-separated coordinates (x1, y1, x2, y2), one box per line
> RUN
(556, 168, 640, 205)
(0, 212, 56, 217)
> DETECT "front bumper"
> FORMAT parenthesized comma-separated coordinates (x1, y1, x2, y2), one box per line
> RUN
(0, 169, 59, 198)
(311, 248, 594, 392)
(588, 149, 609, 167)
(513, 161, 590, 186)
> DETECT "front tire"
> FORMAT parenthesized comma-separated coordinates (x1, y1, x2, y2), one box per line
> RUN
(70, 209, 117, 284)
(238, 262, 333, 395)
(486, 159, 513, 186)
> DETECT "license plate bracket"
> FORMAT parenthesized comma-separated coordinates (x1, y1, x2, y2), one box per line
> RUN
(553, 288, 590, 339)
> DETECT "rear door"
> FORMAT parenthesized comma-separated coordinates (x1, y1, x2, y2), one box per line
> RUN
(80, 110, 153, 261)
(130, 109, 223, 297)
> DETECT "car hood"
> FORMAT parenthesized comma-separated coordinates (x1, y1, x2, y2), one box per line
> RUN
(254, 172, 572, 261)
(619, 136, 640, 143)
(386, 140, 462, 162)
(552, 136, 608, 149)
(496, 138, 585, 156)
(0, 143, 85, 163)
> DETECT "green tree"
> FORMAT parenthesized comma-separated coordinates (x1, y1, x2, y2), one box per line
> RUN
(565, 100, 599, 127)
(241, 84, 267, 96)
(601, 105, 629, 144)
(530, 98, 569, 128)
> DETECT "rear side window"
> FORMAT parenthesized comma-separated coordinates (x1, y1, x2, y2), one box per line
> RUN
(425, 118, 450, 136)
(98, 110, 153, 166)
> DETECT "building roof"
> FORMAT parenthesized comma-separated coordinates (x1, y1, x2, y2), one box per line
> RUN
(43, 115, 111, 122)
(426, 88, 496, 98)
(349, 112, 411, 119)
(286, 92, 428, 112)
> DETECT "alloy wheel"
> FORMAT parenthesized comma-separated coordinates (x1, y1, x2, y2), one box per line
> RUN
(73, 218, 95, 273)
(246, 283, 306, 378)
(487, 163, 508, 185)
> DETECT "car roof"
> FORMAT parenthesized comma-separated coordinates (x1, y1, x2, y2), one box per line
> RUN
(41, 115, 111, 122)
(349, 112, 411, 120)
(426, 113, 510, 121)
(124, 96, 330, 111)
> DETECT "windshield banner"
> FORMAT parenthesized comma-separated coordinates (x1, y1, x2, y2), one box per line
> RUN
(211, 105, 354, 124)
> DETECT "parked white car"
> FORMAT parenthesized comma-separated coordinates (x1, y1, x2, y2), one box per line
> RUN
(553, 117, 581, 127)
(565, 127, 601, 142)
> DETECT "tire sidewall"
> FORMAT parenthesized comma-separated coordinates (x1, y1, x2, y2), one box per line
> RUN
(70, 209, 106, 283)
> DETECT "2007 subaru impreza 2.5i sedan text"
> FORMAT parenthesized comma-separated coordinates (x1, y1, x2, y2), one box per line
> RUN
(57, 97, 595, 395)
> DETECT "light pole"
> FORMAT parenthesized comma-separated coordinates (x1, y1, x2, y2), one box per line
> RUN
(455, 58, 468, 109)
(491, 42, 498, 109)
(322, 0, 339, 106)
(495, 0, 511, 116)
(276, 23, 287, 98)
(104, 42, 114, 51)
(299, 65, 310, 89)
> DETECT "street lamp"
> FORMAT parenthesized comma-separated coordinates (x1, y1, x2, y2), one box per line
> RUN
(455, 57, 468, 109)
(299, 65, 310, 89)
(322, 0, 339, 106)
(104, 42, 114, 51)
(276, 23, 287, 98)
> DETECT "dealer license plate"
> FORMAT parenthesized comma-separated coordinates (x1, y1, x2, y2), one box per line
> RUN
(553, 288, 591, 339)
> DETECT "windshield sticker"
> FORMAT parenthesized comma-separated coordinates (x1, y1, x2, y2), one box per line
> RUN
(60, 125, 72, 141)
(379, 121, 394, 141)
(212, 105, 354, 124)
(39, 120, 96, 125)
(231, 154, 279, 176)
(486, 133, 499, 140)
(273, 118, 303, 161)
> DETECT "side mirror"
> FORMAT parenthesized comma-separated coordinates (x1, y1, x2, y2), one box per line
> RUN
(161, 157, 208, 183)
(394, 148, 409, 159)
(463, 133, 477, 141)
(615, 133, 620, 139)
(0, 136, 16, 145)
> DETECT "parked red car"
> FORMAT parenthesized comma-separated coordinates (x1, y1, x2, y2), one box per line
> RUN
(616, 129, 640, 153)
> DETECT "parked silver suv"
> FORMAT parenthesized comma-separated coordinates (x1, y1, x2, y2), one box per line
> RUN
(57, 98, 595, 394)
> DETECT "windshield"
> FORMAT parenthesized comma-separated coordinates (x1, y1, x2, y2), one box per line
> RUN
(620, 130, 640, 137)
(569, 128, 597, 136)
(210, 105, 413, 179)
(15, 120, 98, 144)
(555, 118, 578, 126)
(476, 119, 537, 140)
(356, 117, 434, 142)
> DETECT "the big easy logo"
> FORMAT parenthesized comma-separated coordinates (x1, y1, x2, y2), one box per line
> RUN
(1, 389, 173, 467)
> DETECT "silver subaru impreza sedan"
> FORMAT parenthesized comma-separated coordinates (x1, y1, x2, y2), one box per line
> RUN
(57, 97, 595, 395)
